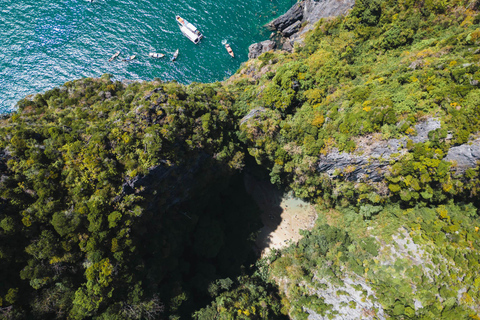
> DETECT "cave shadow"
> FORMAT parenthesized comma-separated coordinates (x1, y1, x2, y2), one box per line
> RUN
(128, 158, 286, 318)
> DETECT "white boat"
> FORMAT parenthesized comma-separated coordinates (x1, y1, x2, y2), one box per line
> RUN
(108, 51, 120, 62)
(149, 52, 165, 58)
(225, 44, 234, 57)
(171, 49, 179, 61)
(122, 55, 136, 62)
(176, 15, 203, 44)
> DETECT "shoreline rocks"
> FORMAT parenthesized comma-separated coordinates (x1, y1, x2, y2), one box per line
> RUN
(248, 40, 276, 59)
(248, 0, 355, 57)
(267, 2, 304, 32)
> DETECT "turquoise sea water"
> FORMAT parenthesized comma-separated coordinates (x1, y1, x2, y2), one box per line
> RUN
(0, 0, 293, 113)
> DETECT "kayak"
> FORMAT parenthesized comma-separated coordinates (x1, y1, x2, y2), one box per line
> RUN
(108, 51, 120, 62)
(171, 49, 179, 61)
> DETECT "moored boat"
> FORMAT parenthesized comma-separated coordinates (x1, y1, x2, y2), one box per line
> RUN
(175, 15, 203, 44)
(171, 49, 179, 61)
(108, 51, 120, 62)
(225, 44, 234, 57)
(149, 52, 165, 58)
(122, 55, 136, 62)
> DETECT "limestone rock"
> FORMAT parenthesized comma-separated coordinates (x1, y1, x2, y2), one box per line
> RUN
(410, 117, 441, 143)
(303, 0, 355, 25)
(240, 108, 266, 125)
(282, 40, 294, 52)
(316, 118, 442, 183)
(281, 20, 303, 37)
(268, 2, 304, 32)
(444, 139, 480, 171)
(317, 149, 389, 182)
(248, 40, 276, 59)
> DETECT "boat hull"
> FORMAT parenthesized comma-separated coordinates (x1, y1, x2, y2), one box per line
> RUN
(225, 44, 234, 57)
(149, 53, 165, 58)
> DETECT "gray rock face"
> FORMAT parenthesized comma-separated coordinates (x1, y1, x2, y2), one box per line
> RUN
(316, 117, 480, 183)
(317, 149, 390, 182)
(306, 276, 386, 320)
(444, 139, 480, 171)
(303, 0, 355, 25)
(317, 119, 441, 182)
(282, 40, 294, 52)
(249, 0, 355, 57)
(410, 117, 441, 143)
(268, 2, 304, 32)
(240, 107, 266, 125)
(248, 40, 276, 59)
(281, 20, 303, 37)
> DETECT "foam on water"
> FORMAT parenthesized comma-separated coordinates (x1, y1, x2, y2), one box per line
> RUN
(0, 0, 293, 112)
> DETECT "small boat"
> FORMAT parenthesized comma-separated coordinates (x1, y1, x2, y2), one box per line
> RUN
(225, 44, 234, 57)
(171, 49, 179, 61)
(122, 55, 136, 62)
(149, 52, 165, 58)
(175, 15, 203, 44)
(108, 51, 120, 62)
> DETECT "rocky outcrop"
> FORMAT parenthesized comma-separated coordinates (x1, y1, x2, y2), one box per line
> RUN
(444, 139, 480, 171)
(240, 107, 266, 125)
(317, 119, 441, 182)
(281, 20, 303, 37)
(306, 276, 386, 320)
(302, 0, 355, 25)
(317, 149, 391, 182)
(267, 2, 304, 32)
(409, 118, 441, 143)
(316, 117, 480, 182)
(248, 40, 276, 59)
(249, 0, 355, 55)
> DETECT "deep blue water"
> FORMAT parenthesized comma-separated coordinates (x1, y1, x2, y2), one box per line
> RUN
(0, 0, 292, 112)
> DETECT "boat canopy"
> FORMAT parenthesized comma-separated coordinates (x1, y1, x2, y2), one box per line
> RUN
(180, 25, 201, 44)
(176, 15, 203, 44)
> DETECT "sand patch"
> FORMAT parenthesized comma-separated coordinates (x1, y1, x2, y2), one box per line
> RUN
(244, 173, 317, 257)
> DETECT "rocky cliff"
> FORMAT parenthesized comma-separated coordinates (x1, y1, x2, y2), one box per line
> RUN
(248, 0, 355, 58)
(317, 118, 442, 182)
(316, 118, 480, 182)
(444, 138, 480, 171)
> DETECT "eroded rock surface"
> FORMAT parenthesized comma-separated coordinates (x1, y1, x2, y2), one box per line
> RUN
(249, 0, 355, 55)
(306, 276, 386, 320)
(444, 139, 480, 171)
(268, 2, 304, 32)
(248, 40, 276, 59)
(317, 119, 441, 182)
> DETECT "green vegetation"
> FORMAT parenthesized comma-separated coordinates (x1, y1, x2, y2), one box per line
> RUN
(270, 203, 480, 319)
(0, 78, 274, 319)
(1, 0, 480, 318)
(234, 0, 480, 208)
